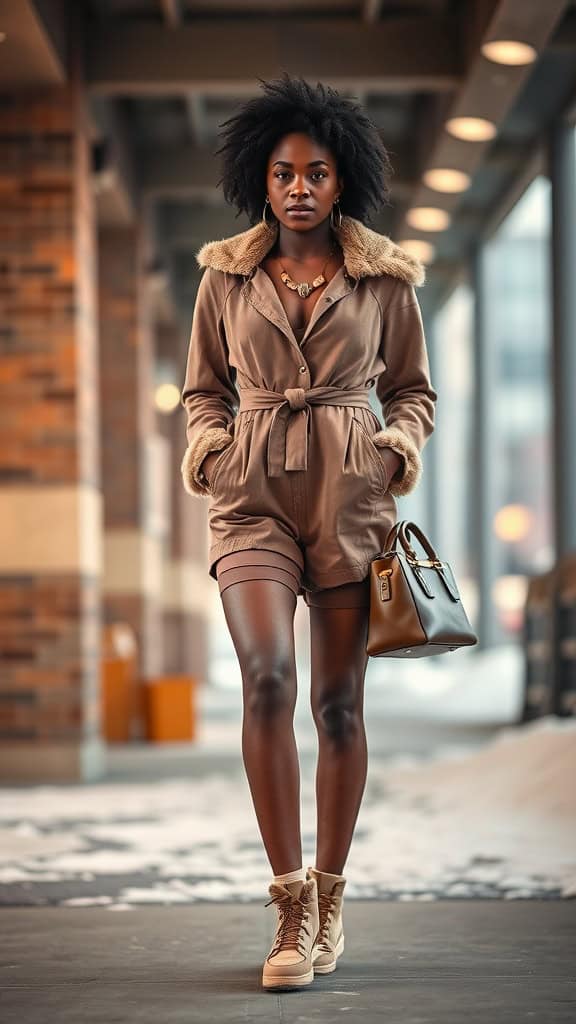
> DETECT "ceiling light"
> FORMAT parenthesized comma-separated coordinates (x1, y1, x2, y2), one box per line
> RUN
(397, 239, 436, 264)
(481, 40, 537, 66)
(446, 116, 497, 141)
(406, 208, 451, 232)
(423, 168, 471, 193)
(0, 32, 6, 43)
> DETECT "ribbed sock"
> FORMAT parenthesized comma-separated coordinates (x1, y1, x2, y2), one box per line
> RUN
(273, 867, 306, 885)
(312, 867, 345, 881)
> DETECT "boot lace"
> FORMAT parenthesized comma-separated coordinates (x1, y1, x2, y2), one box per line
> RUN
(265, 885, 312, 957)
(315, 891, 338, 952)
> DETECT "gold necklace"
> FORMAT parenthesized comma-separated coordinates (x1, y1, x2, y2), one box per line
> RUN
(278, 245, 336, 299)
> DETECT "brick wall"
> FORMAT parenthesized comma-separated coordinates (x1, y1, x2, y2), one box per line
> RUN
(0, 81, 103, 781)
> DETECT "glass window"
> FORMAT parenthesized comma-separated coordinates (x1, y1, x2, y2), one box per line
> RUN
(433, 284, 476, 626)
(483, 175, 554, 639)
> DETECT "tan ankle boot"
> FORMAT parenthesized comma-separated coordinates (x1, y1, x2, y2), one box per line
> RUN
(262, 876, 320, 990)
(307, 866, 346, 974)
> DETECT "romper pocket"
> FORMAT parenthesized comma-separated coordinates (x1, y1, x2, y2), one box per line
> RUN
(208, 435, 238, 493)
(207, 411, 253, 494)
(351, 415, 389, 493)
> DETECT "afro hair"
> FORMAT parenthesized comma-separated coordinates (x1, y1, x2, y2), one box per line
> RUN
(214, 72, 394, 227)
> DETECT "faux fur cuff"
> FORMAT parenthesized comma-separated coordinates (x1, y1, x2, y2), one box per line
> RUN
(372, 427, 422, 497)
(181, 427, 233, 497)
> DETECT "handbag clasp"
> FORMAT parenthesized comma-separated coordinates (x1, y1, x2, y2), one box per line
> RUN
(377, 568, 393, 602)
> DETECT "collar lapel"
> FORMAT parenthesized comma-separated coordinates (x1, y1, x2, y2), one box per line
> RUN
(297, 265, 355, 346)
(244, 263, 355, 351)
(242, 267, 294, 348)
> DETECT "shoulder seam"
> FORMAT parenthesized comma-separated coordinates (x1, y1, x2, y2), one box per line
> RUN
(367, 276, 408, 318)
(366, 280, 386, 340)
(202, 266, 238, 314)
(222, 274, 240, 318)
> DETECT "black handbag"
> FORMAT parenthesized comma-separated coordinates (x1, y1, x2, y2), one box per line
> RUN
(367, 520, 478, 658)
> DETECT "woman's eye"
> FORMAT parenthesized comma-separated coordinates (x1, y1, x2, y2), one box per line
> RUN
(274, 171, 328, 181)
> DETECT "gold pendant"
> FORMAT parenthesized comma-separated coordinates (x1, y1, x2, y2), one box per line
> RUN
(281, 271, 326, 299)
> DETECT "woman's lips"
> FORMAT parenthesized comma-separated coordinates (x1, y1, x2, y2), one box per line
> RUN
(287, 208, 314, 217)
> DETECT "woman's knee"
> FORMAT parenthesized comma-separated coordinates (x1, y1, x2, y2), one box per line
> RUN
(243, 661, 296, 720)
(312, 684, 364, 744)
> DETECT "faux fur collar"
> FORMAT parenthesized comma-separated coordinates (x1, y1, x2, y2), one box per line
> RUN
(196, 214, 425, 287)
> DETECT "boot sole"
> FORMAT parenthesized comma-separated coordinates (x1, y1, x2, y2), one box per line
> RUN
(312, 934, 344, 974)
(262, 966, 314, 990)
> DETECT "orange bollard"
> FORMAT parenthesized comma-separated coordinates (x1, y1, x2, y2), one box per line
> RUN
(101, 623, 138, 742)
(144, 674, 198, 742)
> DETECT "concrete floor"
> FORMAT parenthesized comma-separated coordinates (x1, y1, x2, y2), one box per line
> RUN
(1, 901, 575, 1022)
(1, 716, 575, 905)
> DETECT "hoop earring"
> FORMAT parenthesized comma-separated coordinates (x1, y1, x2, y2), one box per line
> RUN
(262, 197, 277, 227)
(330, 199, 343, 230)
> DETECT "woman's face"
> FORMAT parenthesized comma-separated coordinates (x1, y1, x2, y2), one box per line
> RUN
(265, 132, 343, 233)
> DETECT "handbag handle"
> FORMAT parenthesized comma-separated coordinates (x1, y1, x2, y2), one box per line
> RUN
(383, 520, 440, 562)
(382, 520, 404, 554)
(382, 520, 461, 601)
(399, 521, 441, 563)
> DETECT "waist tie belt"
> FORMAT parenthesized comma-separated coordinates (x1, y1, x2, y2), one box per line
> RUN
(237, 385, 373, 477)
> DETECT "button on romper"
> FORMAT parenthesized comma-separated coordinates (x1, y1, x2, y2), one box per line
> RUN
(180, 214, 437, 605)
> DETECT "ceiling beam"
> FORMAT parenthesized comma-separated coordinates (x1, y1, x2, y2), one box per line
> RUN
(86, 17, 461, 96)
(395, 0, 568, 242)
(0, 0, 68, 87)
(547, 6, 576, 50)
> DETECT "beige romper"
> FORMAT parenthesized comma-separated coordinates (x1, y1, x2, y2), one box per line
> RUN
(180, 215, 437, 604)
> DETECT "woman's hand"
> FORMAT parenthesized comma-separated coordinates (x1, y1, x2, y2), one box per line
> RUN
(200, 448, 225, 489)
(378, 447, 403, 489)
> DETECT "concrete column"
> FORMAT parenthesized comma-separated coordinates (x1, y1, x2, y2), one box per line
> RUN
(0, 80, 104, 782)
(549, 119, 576, 557)
(98, 228, 165, 683)
(549, 117, 576, 716)
(471, 245, 501, 649)
(422, 313, 439, 547)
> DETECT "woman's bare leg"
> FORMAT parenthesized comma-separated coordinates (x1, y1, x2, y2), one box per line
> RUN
(220, 579, 301, 875)
(309, 604, 370, 874)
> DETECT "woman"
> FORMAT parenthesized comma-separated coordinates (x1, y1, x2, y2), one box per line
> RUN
(180, 74, 437, 990)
